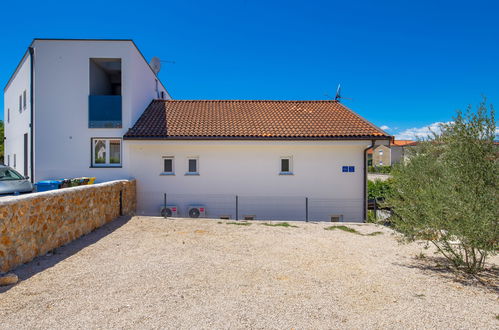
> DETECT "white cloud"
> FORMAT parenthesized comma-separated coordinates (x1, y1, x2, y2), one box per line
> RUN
(379, 125, 390, 131)
(395, 122, 450, 140)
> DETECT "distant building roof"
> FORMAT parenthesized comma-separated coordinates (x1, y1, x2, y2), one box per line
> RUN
(391, 140, 417, 146)
(124, 100, 391, 140)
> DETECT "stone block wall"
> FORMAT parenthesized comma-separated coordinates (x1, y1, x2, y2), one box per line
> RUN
(0, 180, 136, 273)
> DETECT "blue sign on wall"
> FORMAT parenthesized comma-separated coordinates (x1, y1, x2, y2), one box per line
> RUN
(342, 166, 355, 173)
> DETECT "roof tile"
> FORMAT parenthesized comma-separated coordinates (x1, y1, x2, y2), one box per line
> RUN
(124, 100, 390, 139)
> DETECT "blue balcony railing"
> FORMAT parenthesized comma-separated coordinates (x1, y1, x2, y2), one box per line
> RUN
(89, 95, 122, 128)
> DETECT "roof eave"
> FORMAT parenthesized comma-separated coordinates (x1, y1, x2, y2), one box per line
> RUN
(123, 135, 392, 141)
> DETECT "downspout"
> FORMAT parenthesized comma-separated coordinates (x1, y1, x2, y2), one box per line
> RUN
(363, 139, 375, 222)
(28, 47, 34, 183)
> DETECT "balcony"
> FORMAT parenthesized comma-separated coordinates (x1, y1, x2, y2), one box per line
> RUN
(88, 95, 122, 128)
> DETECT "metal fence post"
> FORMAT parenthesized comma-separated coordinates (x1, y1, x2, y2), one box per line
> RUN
(163, 193, 167, 218)
(235, 195, 238, 220)
(305, 197, 309, 222)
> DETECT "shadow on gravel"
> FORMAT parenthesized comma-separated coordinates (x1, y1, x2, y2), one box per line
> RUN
(394, 256, 499, 294)
(0, 216, 132, 294)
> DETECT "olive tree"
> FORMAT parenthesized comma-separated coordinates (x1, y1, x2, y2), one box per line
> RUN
(387, 100, 498, 273)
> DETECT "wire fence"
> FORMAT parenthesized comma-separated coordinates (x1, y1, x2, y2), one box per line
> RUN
(137, 191, 364, 222)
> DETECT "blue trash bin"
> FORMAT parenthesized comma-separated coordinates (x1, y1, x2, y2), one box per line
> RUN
(35, 180, 62, 192)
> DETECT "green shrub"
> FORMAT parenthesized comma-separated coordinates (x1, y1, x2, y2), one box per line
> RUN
(368, 165, 392, 174)
(368, 179, 393, 200)
(386, 100, 498, 274)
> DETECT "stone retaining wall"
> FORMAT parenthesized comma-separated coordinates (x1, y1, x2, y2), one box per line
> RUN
(0, 180, 136, 273)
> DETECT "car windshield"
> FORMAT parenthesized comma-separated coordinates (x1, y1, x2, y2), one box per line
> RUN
(0, 167, 25, 181)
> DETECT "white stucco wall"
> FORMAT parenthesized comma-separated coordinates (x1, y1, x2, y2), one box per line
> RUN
(126, 140, 370, 222)
(29, 39, 169, 182)
(3, 53, 31, 176)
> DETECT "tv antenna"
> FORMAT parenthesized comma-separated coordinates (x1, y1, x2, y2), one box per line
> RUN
(334, 84, 352, 101)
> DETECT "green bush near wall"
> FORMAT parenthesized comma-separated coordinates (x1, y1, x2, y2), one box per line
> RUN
(368, 165, 392, 174)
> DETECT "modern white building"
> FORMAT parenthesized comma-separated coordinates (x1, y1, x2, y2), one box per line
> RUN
(4, 39, 390, 222)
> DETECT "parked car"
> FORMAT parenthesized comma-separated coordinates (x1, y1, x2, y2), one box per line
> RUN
(0, 165, 33, 195)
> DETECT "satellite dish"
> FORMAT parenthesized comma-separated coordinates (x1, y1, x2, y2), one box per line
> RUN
(150, 57, 161, 75)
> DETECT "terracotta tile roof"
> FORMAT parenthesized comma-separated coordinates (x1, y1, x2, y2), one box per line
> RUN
(392, 140, 416, 146)
(124, 100, 390, 140)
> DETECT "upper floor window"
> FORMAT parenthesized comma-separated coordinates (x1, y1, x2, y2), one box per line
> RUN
(186, 157, 199, 175)
(7, 108, 10, 123)
(91, 138, 122, 167)
(89, 58, 122, 128)
(280, 156, 293, 175)
(161, 156, 175, 175)
(19, 95, 22, 113)
(379, 149, 383, 156)
(23, 90, 27, 110)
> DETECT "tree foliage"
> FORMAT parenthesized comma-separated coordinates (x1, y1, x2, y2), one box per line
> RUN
(368, 165, 392, 174)
(386, 100, 498, 273)
(368, 179, 393, 200)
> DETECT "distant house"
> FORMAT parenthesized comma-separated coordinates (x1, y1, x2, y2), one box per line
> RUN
(4, 38, 391, 222)
(368, 140, 416, 166)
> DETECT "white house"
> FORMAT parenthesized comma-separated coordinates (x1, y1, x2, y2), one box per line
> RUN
(4, 39, 390, 222)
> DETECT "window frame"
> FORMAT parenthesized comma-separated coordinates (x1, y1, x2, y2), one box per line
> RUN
(19, 95, 22, 113)
(185, 156, 199, 175)
(23, 90, 27, 110)
(279, 156, 293, 175)
(90, 138, 122, 168)
(161, 156, 175, 175)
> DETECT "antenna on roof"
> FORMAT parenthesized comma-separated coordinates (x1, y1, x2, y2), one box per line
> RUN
(334, 84, 353, 102)
(149, 57, 161, 75)
(335, 84, 341, 101)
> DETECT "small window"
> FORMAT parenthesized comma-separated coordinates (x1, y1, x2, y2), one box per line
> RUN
(279, 156, 293, 174)
(330, 215, 343, 222)
(7, 155, 10, 166)
(13, 154, 16, 168)
(19, 95, 22, 113)
(91, 138, 122, 167)
(7, 108, 10, 123)
(23, 90, 27, 110)
(379, 150, 383, 156)
(162, 156, 175, 175)
(186, 157, 199, 175)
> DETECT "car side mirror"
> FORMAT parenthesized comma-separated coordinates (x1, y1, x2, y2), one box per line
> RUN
(25, 176, 30, 180)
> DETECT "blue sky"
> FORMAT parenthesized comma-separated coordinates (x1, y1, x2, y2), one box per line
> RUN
(1, 0, 498, 139)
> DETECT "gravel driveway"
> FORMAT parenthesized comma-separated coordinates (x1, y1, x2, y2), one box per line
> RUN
(0, 216, 497, 329)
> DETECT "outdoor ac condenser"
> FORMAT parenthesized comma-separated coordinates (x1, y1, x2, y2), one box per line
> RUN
(187, 205, 206, 218)
(160, 205, 178, 218)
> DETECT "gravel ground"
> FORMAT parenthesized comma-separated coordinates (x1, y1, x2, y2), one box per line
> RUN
(0, 216, 497, 329)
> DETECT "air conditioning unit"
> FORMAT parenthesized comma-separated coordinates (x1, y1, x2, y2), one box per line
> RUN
(187, 205, 206, 218)
(160, 205, 178, 218)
